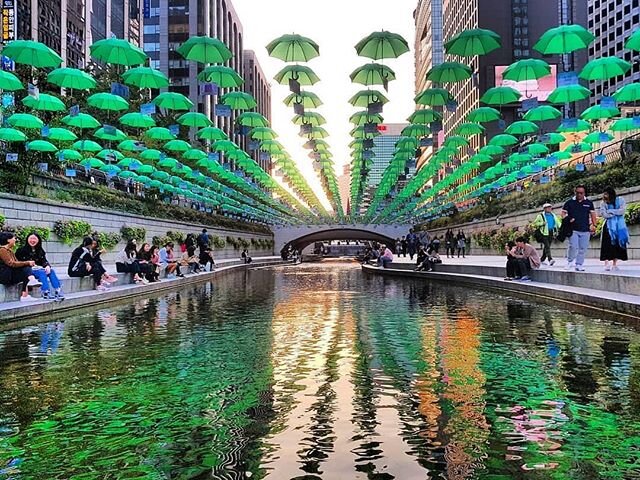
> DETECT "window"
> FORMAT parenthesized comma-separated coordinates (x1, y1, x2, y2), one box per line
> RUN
(144, 42, 160, 52)
(143, 24, 159, 34)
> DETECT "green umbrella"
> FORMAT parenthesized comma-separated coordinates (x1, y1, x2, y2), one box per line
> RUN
(266, 34, 320, 62)
(0, 127, 27, 142)
(284, 91, 323, 108)
(151, 170, 170, 180)
(609, 118, 638, 132)
(21, 93, 66, 111)
(88, 92, 129, 111)
(7, 113, 44, 129)
(197, 65, 243, 87)
(407, 108, 442, 124)
(236, 112, 268, 127)
(547, 84, 591, 104)
(259, 140, 284, 154)
(533, 24, 595, 54)
(98, 149, 125, 161)
(350, 63, 396, 86)
(481, 86, 521, 105)
(177, 112, 212, 128)
(469, 153, 493, 164)
(401, 124, 429, 138)
(348, 111, 382, 126)
(122, 67, 169, 89)
(136, 164, 157, 175)
(27, 140, 58, 152)
(444, 28, 501, 56)
(145, 127, 175, 141)
(90, 38, 147, 66)
(455, 122, 485, 137)
(2, 40, 62, 68)
(467, 106, 501, 123)
(158, 157, 178, 168)
(212, 140, 239, 153)
(580, 104, 620, 121)
(80, 157, 105, 168)
(120, 112, 156, 128)
(177, 36, 232, 63)
(503, 58, 551, 81)
(73, 140, 102, 152)
(306, 126, 329, 139)
(583, 131, 613, 144)
(625, 29, 640, 51)
(443, 135, 469, 148)
(414, 87, 453, 107)
(355, 31, 409, 60)
(118, 170, 139, 179)
(478, 145, 505, 156)
(220, 91, 257, 110)
(294, 111, 327, 126)
(0, 70, 23, 91)
(47, 67, 96, 90)
(140, 149, 163, 161)
(349, 89, 389, 107)
(489, 133, 518, 146)
(273, 65, 320, 85)
(94, 126, 128, 141)
(62, 112, 101, 129)
(249, 127, 278, 141)
(508, 152, 532, 164)
(427, 62, 472, 83)
(119, 139, 143, 151)
(505, 120, 539, 135)
(152, 92, 193, 111)
(613, 82, 640, 103)
(523, 105, 562, 122)
(197, 126, 229, 141)
(183, 149, 207, 160)
(164, 139, 191, 152)
(564, 142, 592, 154)
(527, 143, 549, 156)
(58, 149, 83, 161)
(580, 57, 631, 81)
(47, 127, 77, 142)
(541, 132, 566, 145)
(557, 118, 590, 133)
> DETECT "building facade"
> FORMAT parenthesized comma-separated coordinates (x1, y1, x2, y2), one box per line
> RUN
(337, 163, 351, 215)
(243, 49, 272, 172)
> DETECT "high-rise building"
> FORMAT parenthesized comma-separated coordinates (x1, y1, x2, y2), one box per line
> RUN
(337, 163, 351, 215)
(243, 49, 272, 172)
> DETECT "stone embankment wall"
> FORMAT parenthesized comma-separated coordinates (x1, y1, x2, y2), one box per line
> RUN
(0, 193, 274, 266)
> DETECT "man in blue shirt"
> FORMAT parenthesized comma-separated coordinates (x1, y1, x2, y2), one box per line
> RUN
(561, 185, 597, 271)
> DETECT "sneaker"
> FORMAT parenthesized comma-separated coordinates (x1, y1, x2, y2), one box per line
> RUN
(177, 273, 185, 278)
(565, 262, 575, 271)
(519, 276, 531, 282)
(41, 291, 53, 300)
(575, 266, 586, 272)
(105, 275, 118, 283)
(504, 277, 514, 281)
(605, 264, 612, 271)
(55, 290, 65, 302)
(549, 260, 556, 266)
(96, 284, 108, 291)
(20, 295, 37, 302)
(26, 278, 42, 288)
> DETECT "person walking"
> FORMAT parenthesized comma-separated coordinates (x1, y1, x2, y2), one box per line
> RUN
(532, 203, 561, 266)
(456, 230, 466, 258)
(562, 185, 597, 272)
(445, 229, 455, 258)
(400, 236, 408, 257)
(406, 229, 418, 260)
(599, 187, 629, 271)
(395, 237, 402, 255)
(418, 227, 431, 248)
(197, 229, 210, 253)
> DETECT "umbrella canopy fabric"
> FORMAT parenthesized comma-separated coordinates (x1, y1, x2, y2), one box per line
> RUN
(87, 92, 129, 111)
(533, 24, 595, 54)
(579, 57, 632, 81)
(152, 92, 194, 110)
(455, 122, 485, 137)
(547, 85, 591, 104)
(122, 67, 169, 89)
(580, 104, 620, 121)
(98, 149, 125, 161)
(47, 68, 96, 90)
(2, 40, 62, 68)
(7, 113, 44, 129)
(273, 65, 320, 85)
(0, 70, 23, 91)
(164, 139, 191, 152)
(94, 127, 127, 142)
(177, 112, 212, 128)
(350, 63, 396, 86)
(355, 31, 410, 60)
(73, 140, 102, 152)
(145, 127, 175, 141)
(140, 149, 163, 160)
(414, 88, 453, 107)
(22, 93, 66, 111)
(266, 34, 320, 62)
(467, 107, 501, 123)
(613, 82, 640, 103)
(407, 109, 442, 125)
(444, 28, 501, 57)
(249, 127, 278, 141)
(120, 112, 156, 128)
(284, 91, 323, 108)
(47, 127, 77, 142)
(0, 128, 27, 142)
(177, 36, 233, 63)
(489, 134, 518, 146)
(197, 126, 229, 140)
(80, 157, 106, 168)
(197, 65, 243, 87)
(90, 38, 148, 66)
(62, 113, 101, 129)
(293, 112, 327, 126)
(27, 140, 58, 152)
(220, 92, 257, 110)
(426, 62, 472, 83)
(481, 86, 521, 105)
(505, 120, 539, 136)
(523, 105, 562, 122)
(58, 149, 83, 161)
(503, 59, 551, 81)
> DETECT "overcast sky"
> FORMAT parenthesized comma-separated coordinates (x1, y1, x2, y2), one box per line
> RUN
(233, 0, 417, 209)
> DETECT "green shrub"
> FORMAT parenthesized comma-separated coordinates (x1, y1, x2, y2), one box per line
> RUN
(212, 236, 226, 248)
(0, 213, 5, 229)
(94, 231, 122, 251)
(120, 226, 146, 243)
(53, 220, 92, 245)
(166, 230, 185, 244)
(13, 226, 51, 246)
(238, 238, 250, 249)
(226, 236, 239, 249)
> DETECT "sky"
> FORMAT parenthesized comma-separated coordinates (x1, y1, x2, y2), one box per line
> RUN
(232, 0, 417, 210)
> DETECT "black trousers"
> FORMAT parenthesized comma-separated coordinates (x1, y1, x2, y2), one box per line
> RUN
(0, 265, 31, 292)
(506, 257, 530, 278)
(69, 261, 106, 285)
(540, 234, 553, 262)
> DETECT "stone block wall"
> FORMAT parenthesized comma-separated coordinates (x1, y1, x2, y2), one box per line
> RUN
(0, 193, 274, 266)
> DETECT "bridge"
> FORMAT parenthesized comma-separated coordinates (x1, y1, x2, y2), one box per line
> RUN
(273, 224, 413, 255)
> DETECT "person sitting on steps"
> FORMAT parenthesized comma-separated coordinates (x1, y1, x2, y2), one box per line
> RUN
(16, 231, 65, 301)
(505, 237, 541, 282)
(0, 232, 42, 302)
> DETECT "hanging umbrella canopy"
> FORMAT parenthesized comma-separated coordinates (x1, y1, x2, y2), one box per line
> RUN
(152, 92, 194, 111)
(505, 120, 539, 136)
(503, 58, 551, 81)
(21, 93, 66, 111)
(140, 149, 163, 161)
(197, 126, 229, 141)
(541, 132, 566, 145)
(470, 153, 493, 164)
(349, 89, 389, 107)
(489, 133, 518, 146)
(426, 62, 472, 83)
(557, 118, 590, 133)
(122, 66, 169, 89)
(220, 91, 257, 110)
(444, 28, 501, 56)
(47, 68, 96, 90)
(266, 34, 320, 62)
(350, 63, 396, 86)
(443, 135, 469, 148)
(349, 111, 383, 126)
(164, 139, 191, 152)
(0, 128, 27, 142)
(88, 92, 129, 111)
(62, 112, 101, 129)
(0, 70, 23, 91)
(583, 131, 614, 144)
(564, 142, 592, 154)
(100, 164, 122, 175)
(145, 127, 175, 141)
(2, 40, 62, 68)
(118, 170, 139, 179)
(119, 139, 144, 152)
(414, 88, 453, 107)
(197, 65, 243, 87)
(613, 82, 640, 103)
(527, 143, 550, 156)
(236, 112, 269, 128)
(58, 149, 83, 161)
(273, 65, 320, 85)
(533, 24, 595, 55)
(212, 140, 239, 153)
(467, 106, 501, 123)
(548, 84, 591, 104)
(73, 139, 103, 152)
(401, 124, 430, 138)
(609, 118, 638, 132)
(120, 112, 156, 128)
(355, 31, 410, 60)
(406, 109, 441, 125)
(481, 86, 521, 105)
(625, 29, 640, 51)
(183, 148, 208, 160)
(177, 36, 232, 63)
(136, 164, 157, 175)
(177, 112, 212, 128)
(293, 111, 327, 126)
(307, 126, 329, 139)
(478, 145, 505, 156)
(455, 122, 485, 137)
(90, 38, 148, 66)
(47, 127, 77, 142)
(259, 140, 285, 154)
(7, 113, 44, 129)
(523, 105, 562, 122)
(94, 127, 128, 142)
(80, 157, 106, 168)
(580, 104, 620, 121)
(580, 57, 632, 81)
(98, 149, 125, 161)
(284, 91, 323, 108)
(27, 140, 58, 152)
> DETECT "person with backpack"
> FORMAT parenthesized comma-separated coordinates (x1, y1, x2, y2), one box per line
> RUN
(197, 229, 210, 253)
(532, 203, 561, 266)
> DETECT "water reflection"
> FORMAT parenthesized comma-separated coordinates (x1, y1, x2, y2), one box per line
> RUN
(0, 262, 639, 479)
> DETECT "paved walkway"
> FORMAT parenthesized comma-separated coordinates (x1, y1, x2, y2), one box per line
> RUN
(392, 254, 640, 277)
